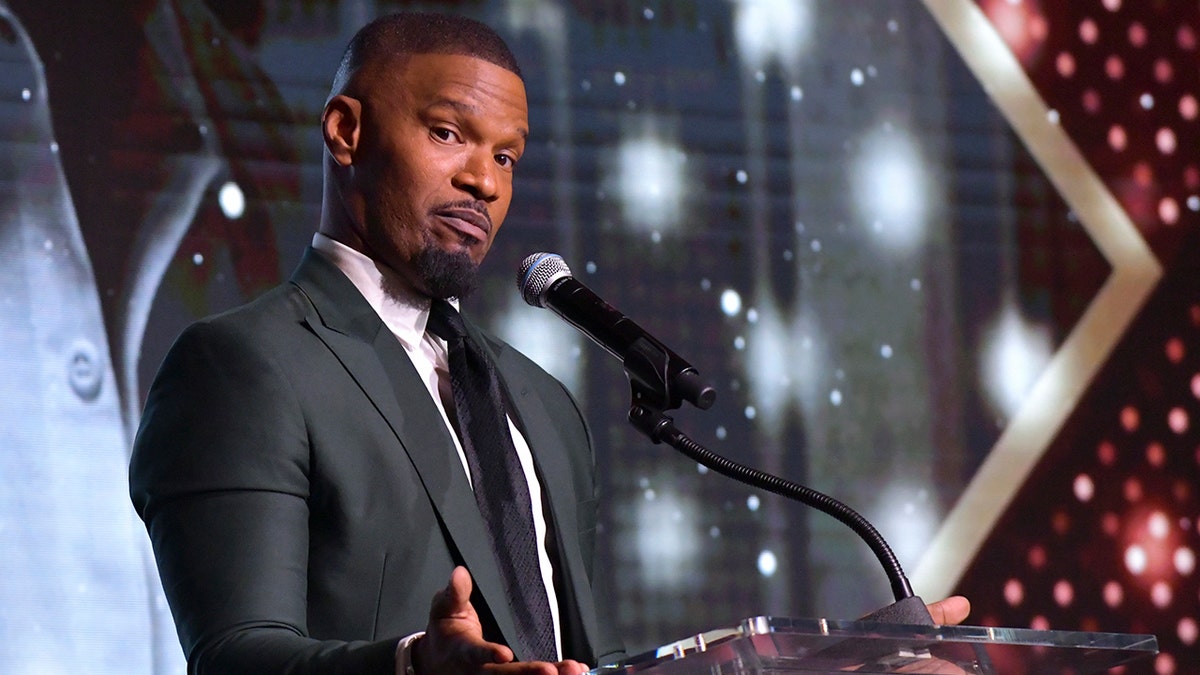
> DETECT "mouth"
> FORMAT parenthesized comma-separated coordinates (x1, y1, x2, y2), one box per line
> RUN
(435, 206, 491, 244)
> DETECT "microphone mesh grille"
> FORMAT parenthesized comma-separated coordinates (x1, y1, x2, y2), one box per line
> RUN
(518, 252, 572, 307)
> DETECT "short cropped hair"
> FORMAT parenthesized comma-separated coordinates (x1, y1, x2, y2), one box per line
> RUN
(330, 12, 522, 96)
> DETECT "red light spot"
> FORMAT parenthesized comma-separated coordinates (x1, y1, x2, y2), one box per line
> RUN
(1151, 581, 1172, 608)
(1179, 617, 1198, 645)
(1167, 337, 1186, 363)
(1103, 580, 1124, 607)
(1154, 59, 1173, 83)
(1056, 52, 1075, 77)
(1103, 512, 1120, 536)
(1124, 477, 1143, 502)
(1121, 406, 1140, 432)
(1028, 545, 1047, 569)
(1052, 510, 1071, 534)
(1098, 440, 1117, 465)
(1160, 197, 1180, 225)
(1169, 408, 1189, 434)
(1004, 578, 1024, 606)
(1183, 95, 1200, 121)
(1053, 579, 1074, 607)
(1147, 442, 1166, 467)
(1109, 125, 1127, 151)
(1080, 19, 1099, 44)
(1105, 55, 1125, 80)
(1179, 25, 1197, 50)
(1133, 162, 1154, 187)
(1128, 22, 1148, 47)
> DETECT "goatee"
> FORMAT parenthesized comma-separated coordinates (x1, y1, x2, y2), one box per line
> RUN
(414, 243, 479, 300)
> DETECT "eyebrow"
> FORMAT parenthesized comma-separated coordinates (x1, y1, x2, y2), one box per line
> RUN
(427, 98, 529, 140)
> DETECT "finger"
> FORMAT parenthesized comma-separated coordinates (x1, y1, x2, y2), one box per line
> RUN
(557, 660, 590, 674)
(926, 595, 971, 625)
(430, 566, 475, 618)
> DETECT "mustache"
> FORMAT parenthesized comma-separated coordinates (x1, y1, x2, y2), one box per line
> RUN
(434, 200, 492, 227)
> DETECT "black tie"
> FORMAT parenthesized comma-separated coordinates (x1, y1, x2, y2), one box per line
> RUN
(426, 298, 557, 662)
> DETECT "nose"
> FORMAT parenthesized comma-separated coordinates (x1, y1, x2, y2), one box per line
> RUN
(452, 150, 499, 202)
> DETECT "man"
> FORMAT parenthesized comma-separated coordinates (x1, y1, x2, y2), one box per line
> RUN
(130, 11, 968, 675)
(131, 11, 619, 674)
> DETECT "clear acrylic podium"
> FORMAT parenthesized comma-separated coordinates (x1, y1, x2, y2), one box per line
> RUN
(589, 616, 1158, 674)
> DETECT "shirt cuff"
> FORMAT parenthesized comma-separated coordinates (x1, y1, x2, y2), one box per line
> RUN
(394, 631, 425, 675)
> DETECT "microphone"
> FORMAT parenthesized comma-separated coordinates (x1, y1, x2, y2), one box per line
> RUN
(518, 252, 716, 411)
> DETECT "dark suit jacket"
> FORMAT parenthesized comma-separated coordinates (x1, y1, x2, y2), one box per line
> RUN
(129, 248, 624, 673)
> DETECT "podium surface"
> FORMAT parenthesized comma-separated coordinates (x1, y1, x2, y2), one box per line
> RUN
(591, 616, 1157, 674)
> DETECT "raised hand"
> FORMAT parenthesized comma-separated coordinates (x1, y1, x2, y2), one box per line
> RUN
(412, 567, 590, 674)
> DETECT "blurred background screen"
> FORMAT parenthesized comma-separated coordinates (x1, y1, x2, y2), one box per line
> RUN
(0, 1, 1196, 673)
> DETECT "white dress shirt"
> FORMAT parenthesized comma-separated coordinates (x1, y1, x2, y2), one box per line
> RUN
(309, 234, 562, 671)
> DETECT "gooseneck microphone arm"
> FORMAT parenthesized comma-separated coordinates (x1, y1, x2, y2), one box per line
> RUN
(518, 252, 932, 623)
(628, 404, 926, 616)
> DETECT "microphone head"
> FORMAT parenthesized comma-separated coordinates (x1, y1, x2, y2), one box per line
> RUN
(518, 252, 572, 307)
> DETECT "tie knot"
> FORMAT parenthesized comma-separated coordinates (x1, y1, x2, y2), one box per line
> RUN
(426, 298, 467, 342)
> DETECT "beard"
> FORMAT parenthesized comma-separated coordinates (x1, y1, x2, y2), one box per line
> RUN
(412, 234, 480, 300)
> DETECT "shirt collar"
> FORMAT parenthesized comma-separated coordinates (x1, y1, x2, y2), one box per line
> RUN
(311, 232, 459, 349)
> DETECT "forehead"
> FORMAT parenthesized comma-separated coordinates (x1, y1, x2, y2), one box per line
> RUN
(380, 52, 528, 129)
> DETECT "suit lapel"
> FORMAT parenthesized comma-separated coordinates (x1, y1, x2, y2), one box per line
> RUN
(287, 249, 524, 653)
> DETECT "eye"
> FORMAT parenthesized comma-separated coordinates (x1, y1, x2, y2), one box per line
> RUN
(431, 126, 461, 143)
(495, 153, 518, 169)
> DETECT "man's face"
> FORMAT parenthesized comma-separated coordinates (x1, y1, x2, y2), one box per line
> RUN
(353, 53, 528, 298)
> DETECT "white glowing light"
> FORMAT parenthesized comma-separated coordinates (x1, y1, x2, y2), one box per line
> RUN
(613, 130, 687, 232)
(496, 297, 583, 393)
(981, 302, 1053, 420)
(852, 126, 931, 255)
(21, 87, 30, 101)
(192, 253, 204, 266)
(218, 181, 245, 219)
(1073, 474, 1094, 502)
(1151, 581, 1172, 608)
(1125, 545, 1147, 575)
(1149, 511, 1170, 539)
(747, 494, 761, 511)
(1174, 547, 1195, 575)
(829, 389, 842, 406)
(635, 491, 699, 587)
(614, 71, 627, 85)
(732, 0, 814, 74)
(874, 485, 938, 567)
(721, 289, 743, 316)
(851, 68, 865, 86)
(747, 304, 827, 433)
(757, 549, 778, 576)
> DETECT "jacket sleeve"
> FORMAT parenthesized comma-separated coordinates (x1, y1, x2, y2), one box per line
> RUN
(129, 319, 398, 674)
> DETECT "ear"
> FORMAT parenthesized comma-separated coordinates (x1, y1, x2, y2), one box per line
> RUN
(322, 94, 362, 167)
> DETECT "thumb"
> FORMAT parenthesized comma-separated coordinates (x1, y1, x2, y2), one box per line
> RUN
(431, 566, 476, 620)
